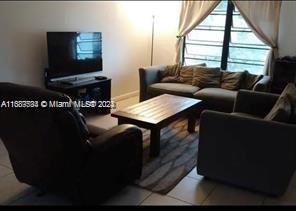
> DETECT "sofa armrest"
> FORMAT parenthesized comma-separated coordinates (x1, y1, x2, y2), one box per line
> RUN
(253, 75, 271, 92)
(234, 90, 279, 117)
(88, 124, 142, 154)
(78, 124, 143, 203)
(86, 124, 107, 138)
(139, 65, 166, 102)
(198, 110, 296, 195)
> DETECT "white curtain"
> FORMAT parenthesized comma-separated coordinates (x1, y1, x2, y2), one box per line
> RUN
(232, 1, 282, 75)
(174, 0, 220, 63)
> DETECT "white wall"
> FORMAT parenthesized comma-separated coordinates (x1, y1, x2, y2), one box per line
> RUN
(1, 1, 294, 98)
(0, 1, 180, 97)
(279, 1, 296, 57)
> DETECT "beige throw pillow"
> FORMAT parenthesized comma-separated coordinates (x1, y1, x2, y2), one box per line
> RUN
(161, 76, 183, 83)
(160, 64, 182, 79)
(160, 64, 182, 83)
(240, 71, 263, 90)
(281, 83, 296, 123)
(178, 63, 206, 85)
(221, 71, 245, 90)
(192, 67, 221, 88)
(264, 95, 291, 123)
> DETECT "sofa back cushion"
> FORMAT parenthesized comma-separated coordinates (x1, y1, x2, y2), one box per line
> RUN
(221, 71, 245, 90)
(241, 71, 263, 90)
(178, 63, 206, 85)
(192, 67, 221, 88)
(0, 82, 88, 189)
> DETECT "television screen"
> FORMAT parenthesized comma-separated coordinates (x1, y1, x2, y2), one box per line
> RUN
(46, 32, 102, 79)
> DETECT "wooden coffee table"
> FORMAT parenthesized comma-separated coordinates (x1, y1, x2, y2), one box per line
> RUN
(111, 94, 201, 157)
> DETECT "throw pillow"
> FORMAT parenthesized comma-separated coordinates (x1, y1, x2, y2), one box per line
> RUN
(192, 67, 221, 88)
(220, 71, 245, 90)
(161, 76, 183, 83)
(264, 95, 291, 123)
(178, 63, 206, 85)
(281, 83, 296, 123)
(160, 64, 182, 80)
(240, 71, 263, 90)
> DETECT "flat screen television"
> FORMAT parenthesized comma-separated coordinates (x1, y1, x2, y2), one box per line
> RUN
(46, 32, 102, 79)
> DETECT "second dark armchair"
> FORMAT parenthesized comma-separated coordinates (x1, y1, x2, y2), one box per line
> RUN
(197, 90, 296, 196)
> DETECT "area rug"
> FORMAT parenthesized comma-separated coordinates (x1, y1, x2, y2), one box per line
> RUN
(134, 118, 200, 194)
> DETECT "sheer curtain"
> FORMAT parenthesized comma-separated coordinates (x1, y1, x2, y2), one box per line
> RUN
(175, 0, 281, 75)
(231, 1, 281, 75)
(174, 0, 220, 63)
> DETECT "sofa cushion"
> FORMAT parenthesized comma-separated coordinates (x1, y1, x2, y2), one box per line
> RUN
(194, 88, 237, 110)
(241, 71, 263, 90)
(192, 67, 221, 88)
(178, 63, 206, 85)
(148, 83, 200, 97)
(221, 71, 245, 90)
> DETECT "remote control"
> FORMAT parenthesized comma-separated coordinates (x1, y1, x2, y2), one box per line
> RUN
(95, 76, 107, 80)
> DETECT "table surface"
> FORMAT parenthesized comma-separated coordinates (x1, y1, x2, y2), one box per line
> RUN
(111, 94, 201, 125)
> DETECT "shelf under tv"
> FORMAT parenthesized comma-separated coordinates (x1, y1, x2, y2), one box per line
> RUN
(45, 77, 111, 114)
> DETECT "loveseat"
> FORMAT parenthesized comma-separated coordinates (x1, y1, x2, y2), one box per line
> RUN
(139, 65, 271, 113)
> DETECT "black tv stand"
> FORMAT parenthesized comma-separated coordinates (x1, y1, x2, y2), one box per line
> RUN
(46, 77, 111, 114)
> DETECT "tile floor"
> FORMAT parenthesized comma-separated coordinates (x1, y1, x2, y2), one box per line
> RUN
(1, 95, 296, 206)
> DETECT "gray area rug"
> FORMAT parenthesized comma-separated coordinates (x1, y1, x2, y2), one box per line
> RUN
(134, 118, 199, 194)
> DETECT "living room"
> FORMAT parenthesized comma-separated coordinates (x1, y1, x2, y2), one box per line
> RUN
(0, 0, 296, 206)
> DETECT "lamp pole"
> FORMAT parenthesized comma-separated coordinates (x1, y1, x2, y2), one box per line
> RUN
(150, 15, 155, 66)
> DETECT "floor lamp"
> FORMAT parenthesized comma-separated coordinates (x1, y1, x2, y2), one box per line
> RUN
(150, 15, 155, 66)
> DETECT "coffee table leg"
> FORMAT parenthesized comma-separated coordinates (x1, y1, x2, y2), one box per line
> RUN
(188, 117, 196, 133)
(150, 128, 160, 157)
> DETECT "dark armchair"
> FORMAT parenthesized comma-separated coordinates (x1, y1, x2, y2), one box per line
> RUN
(0, 83, 143, 205)
(197, 90, 296, 196)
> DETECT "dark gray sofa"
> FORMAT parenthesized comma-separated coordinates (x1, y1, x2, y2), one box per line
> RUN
(139, 65, 271, 112)
(197, 90, 296, 196)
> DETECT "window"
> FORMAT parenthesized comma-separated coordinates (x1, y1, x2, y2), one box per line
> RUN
(183, 1, 270, 75)
(76, 32, 102, 60)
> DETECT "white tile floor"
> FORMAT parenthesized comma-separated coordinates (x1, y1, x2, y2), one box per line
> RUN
(1, 95, 296, 206)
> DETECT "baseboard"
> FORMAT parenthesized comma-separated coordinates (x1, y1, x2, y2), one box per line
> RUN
(112, 90, 139, 102)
